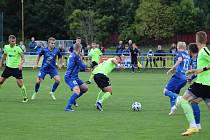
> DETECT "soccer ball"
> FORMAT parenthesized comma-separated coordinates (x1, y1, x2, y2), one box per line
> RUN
(132, 102, 142, 111)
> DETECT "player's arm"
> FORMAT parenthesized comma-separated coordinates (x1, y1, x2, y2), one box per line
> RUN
(167, 57, 182, 75)
(18, 52, 25, 70)
(0, 53, 7, 68)
(78, 57, 86, 71)
(33, 55, 41, 69)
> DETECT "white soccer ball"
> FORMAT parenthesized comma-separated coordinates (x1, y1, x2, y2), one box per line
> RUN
(132, 101, 142, 111)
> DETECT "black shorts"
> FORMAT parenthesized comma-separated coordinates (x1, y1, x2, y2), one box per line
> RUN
(1, 66, 23, 79)
(94, 73, 111, 89)
(188, 82, 210, 100)
(131, 58, 137, 65)
(91, 61, 98, 69)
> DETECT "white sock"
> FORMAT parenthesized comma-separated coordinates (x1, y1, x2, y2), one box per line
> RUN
(190, 122, 197, 128)
(196, 124, 201, 129)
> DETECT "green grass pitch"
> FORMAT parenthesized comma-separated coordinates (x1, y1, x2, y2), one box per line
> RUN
(0, 69, 209, 140)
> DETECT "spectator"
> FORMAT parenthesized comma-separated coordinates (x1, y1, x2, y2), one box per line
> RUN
(116, 40, 124, 55)
(170, 43, 177, 64)
(28, 37, 37, 53)
(154, 45, 166, 67)
(19, 41, 26, 52)
(128, 39, 133, 51)
(145, 49, 154, 68)
(100, 45, 106, 54)
(130, 43, 140, 72)
(122, 44, 130, 56)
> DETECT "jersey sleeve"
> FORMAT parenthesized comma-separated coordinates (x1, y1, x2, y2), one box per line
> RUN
(203, 48, 210, 62)
(78, 57, 86, 71)
(18, 46, 23, 54)
(67, 54, 76, 70)
(3, 45, 7, 54)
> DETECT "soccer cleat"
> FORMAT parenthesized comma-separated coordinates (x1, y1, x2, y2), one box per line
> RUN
(50, 92, 56, 100)
(85, 81, 91, 84)
(169, 105, 177, 116)
(74, 103, 79, 107)
(196, 124, 202, 130)
(31, 92, 37, 100)
(22, 97, 29, 103)
(65, 108, 74, 112)
(181, 127, 199, 136)
(96, 101, 103, 111)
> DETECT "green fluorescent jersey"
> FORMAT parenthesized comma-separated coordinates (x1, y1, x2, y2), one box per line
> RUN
(93, 58, 116, 76)
(88, 48, 102, 64)
(3, 44, 23, 68)
(195, 47, 210, 86)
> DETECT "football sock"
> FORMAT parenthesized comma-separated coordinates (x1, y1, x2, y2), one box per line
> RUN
(88, 73, 94, 82)
(96, 90, 103, 101)
(21, 85, 27, 97)
(191, 103, 200, 124)
(66, 93, 78, 109)
(51, 81, 60, 92)
(180, 98, 197, 128)
(35, 83, 40, 93)
(100, 92, 111, 103)
(164, 89, 178, 107)
(77, 92, 84, 99)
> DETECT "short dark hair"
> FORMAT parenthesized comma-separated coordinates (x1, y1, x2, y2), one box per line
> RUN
(76, 37, 81, 39)
(196, 31, 207, 44)
(188, 43, 198, 53)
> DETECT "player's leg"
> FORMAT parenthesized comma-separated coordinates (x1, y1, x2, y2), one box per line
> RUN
(13, 68, 28, 102)
(32, 70, 45, 100)
(0, 77, 7, 88)
(94, 73, 112, 111)
(50, 74, 60, 100)
(179, 85, 200, 136)
(191, 98, 202, 130)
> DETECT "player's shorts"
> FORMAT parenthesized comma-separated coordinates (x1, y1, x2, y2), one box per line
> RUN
(131, 58, 138, 65)
(1, 66, 23, 79)
(38, 68, 58, 79)
(165, 74, 187, 94)
(94, 73, 111, 89)
(64, 77, 84, 90)
(91, 61, 98, 69)
(187, 82, 210, 102)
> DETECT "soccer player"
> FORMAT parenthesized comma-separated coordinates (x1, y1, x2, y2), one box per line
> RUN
(187, 43, 201, 130)
(64, 43, 88, 112)
(163, 41, 190, 115)
(176, 31, 210, 136)
(0, 35, 28, 102)
(130, 43, 139, 73)
(93, 56, 122, 111)
(32, 37, 62, 100)
(86, 42, 102, 84)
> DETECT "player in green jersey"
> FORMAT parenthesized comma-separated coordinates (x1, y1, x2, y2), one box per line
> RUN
(93, 56, 122, 111)
(86, 43, 102, 84)
(175, 31, 210, 136)
(0, 35, 28, 102)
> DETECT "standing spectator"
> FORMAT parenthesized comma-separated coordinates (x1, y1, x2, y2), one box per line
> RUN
(130, 43, 139, 72)
(19, 41, 26, 53)
(170, 43, 177, 64)
(128, 40, 133, 51)
(145, 49, 154, 68)
(116, 40, 124, 55)
(28, 37, 37, 53)
(122, 44, 130, 56)
(154, 45, 166, 67)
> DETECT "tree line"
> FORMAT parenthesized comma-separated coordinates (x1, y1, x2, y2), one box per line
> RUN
(0, 0, 210, 45)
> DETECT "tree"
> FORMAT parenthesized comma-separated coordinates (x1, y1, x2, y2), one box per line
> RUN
(135, 0, 176, 41)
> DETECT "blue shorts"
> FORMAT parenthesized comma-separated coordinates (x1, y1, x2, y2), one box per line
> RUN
(64, 77, 84, 90)
(38, 68, 58, 79)
(165, 74, 187, 94)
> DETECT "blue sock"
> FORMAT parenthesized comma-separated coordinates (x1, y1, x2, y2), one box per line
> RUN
(51, 82, 60, 92)
(65, 93, 78, 109)
(191, 103, 200, 124)
(77, 92, 84, 99)
(164, 89, 178, 107)
(35, 83, 40, 93)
